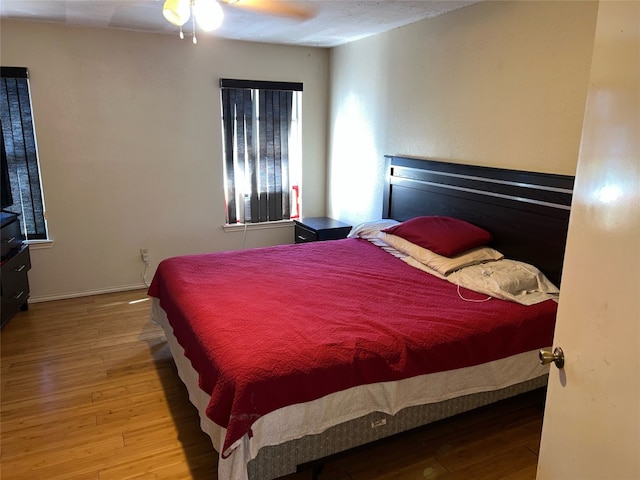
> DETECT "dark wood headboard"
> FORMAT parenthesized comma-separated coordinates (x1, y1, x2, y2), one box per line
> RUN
(382, 156, 574, 286)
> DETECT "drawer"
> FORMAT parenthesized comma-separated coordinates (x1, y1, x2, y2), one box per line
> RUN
(1, 246, 31, 305)
(1, 217, 23, 259)
(315, 226, 352, 241)
(295, 224, 318, 243)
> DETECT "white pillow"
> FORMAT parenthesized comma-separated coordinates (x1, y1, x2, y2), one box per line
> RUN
(347, 219, 399, 240)
(447, 259, 559, 306)
(378, 232, 503, 275)
(347, 219, 406, 258)
(402, 256, 448, 280)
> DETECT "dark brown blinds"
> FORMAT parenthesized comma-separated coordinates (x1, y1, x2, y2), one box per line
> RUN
(1, 67, 47, 239)
(220, 78, 301, 224)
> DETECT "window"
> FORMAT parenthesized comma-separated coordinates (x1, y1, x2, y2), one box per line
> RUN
(220, 79, 302, 225)
(1, 67, 48, 240)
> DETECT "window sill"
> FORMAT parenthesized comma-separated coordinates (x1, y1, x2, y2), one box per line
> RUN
(222, 220, 294, 233)
(26, 239, 54, 250)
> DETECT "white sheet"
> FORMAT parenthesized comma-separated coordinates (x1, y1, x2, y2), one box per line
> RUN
(150, 299, 550, 480)
(447, 259, 560, 305)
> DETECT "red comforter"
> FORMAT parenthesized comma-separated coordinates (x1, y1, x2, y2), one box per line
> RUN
(148, 238, 556, 456)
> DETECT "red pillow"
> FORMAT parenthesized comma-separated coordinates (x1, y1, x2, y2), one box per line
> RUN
(381, 216, 492, 257)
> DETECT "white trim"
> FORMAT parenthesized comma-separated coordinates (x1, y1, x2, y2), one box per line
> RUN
(26, 239, 53, 249)
(222, 219, 294, 233)
(29, 284, 147, 303)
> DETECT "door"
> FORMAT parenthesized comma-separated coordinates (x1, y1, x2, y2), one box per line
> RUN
(536, 1, 639, 479)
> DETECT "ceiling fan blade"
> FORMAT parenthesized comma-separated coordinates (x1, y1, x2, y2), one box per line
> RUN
(221, 0, 316, 20)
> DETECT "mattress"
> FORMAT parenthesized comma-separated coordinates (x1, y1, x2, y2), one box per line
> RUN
(151, 298, 550, 480)
(147, 238, 556, 479)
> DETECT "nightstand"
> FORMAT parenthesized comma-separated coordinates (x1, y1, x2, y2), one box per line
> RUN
(294, 217, 352, 243)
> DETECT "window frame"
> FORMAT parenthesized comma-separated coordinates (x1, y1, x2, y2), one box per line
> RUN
(220, 78, 302, 226)
(1, 66, 49, 243)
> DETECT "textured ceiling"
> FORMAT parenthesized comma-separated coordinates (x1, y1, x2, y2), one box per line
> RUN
(0, 1, 480, 47)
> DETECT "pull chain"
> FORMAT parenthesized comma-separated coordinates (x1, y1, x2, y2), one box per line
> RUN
(191, 1, 197, 44)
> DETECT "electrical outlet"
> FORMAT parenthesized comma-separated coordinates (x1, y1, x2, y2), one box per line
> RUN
(140, 248, 150, 265)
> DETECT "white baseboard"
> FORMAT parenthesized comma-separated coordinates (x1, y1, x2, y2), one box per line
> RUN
(29, 283, 148, 303)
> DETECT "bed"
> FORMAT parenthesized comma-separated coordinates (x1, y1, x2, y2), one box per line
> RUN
(148, 155, 574, 480)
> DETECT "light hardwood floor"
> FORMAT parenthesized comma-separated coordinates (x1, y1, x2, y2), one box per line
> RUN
(1, 290, 545, 480)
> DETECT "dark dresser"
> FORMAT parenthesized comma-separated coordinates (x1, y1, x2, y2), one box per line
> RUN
(1, 212, 30, 327)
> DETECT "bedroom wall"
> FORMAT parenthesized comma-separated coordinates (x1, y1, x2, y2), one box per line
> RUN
(326, 0, 599, 225)
(0, 21, 330, 301)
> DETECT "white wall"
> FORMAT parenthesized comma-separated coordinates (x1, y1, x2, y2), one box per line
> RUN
(327, 0, 599, 225)
(0, 21, 330, 300)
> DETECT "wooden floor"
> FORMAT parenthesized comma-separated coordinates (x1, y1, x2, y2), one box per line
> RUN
(1, 290, 546, 480)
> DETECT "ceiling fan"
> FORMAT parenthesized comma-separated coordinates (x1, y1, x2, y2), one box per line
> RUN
(162, 0, 316, 44)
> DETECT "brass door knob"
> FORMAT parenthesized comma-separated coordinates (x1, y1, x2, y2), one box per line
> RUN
(539, 347, 565, 369)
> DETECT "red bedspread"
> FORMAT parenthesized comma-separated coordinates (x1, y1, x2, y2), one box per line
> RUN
(148, 239, 556, 456)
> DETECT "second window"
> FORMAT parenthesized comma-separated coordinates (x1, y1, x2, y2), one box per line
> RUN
(220, 79, 302, 225)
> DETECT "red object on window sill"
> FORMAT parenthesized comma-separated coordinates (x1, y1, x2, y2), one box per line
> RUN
(291, 185, 300, 219)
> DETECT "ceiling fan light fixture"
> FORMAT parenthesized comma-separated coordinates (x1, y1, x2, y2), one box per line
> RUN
(163, 0, 191, 26)
(194, 0, 224, 32)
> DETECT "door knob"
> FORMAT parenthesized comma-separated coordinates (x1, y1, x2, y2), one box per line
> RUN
(539, 347, 565, 369)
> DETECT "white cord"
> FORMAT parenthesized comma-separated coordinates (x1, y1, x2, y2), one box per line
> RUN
(455, 277, 492, 303)
(242, 222, 248, 250)
(142, 262, 150, 288)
